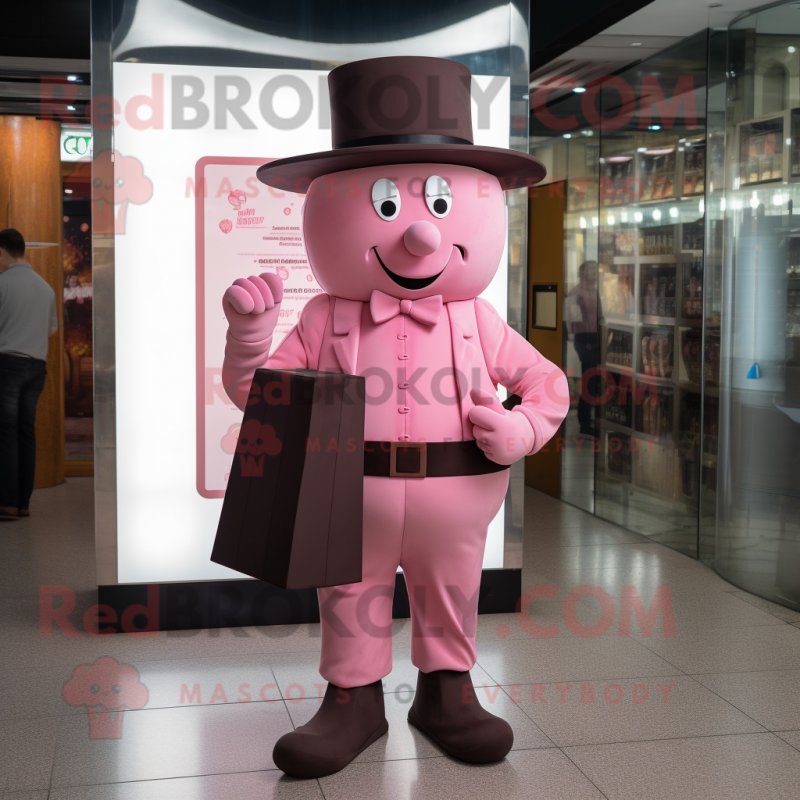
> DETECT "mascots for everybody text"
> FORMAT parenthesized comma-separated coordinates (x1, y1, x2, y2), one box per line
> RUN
(221, 56, 569, 777)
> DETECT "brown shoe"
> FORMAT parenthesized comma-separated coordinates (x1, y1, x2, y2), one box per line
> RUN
(408, 669, 513, 763)
(272, 680, 388, 778)
(18, 507, 29, 517)
(0, 506, 19, 521)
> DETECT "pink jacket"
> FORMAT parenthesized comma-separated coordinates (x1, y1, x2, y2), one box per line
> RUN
(223, 294, 569, 455)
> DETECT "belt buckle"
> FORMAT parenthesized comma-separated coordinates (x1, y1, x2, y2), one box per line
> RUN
(389, 441, 427, 478)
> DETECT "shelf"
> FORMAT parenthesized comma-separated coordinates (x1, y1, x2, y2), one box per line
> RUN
(641, 315, 677, 327)
(598, 418, 633, 435)
(601, 316, 703, 329)
(633, 434, 677, 451)
(604, 363, 634, 373)
(612, 255, 678, 264)
(676, 380, 719, 397)
(634, 371, 674, 386)
(738, 177, 783, 187)
(602, 315, 636, 326)
(681, 249, 704, 255)
(634, 196, 678, 206)
(639, 255, 677, 263)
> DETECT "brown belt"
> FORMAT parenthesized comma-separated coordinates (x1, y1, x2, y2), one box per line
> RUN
(363, 440, 509, 478)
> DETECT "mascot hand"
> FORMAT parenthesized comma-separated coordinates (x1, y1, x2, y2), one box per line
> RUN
(222, 272, 284, 343)
(468, 388, 536, 466)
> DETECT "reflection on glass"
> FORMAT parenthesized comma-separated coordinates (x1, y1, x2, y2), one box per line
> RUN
(711, 1, 800, 611)
(532, 32, 709, 555)
(566, 260, 600, 438)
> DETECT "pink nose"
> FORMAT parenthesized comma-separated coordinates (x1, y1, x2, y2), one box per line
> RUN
(403, 221, 441, 257)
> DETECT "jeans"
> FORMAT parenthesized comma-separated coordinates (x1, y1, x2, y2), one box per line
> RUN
(573, 333, 599, 431)
(0, 354, 47, 509)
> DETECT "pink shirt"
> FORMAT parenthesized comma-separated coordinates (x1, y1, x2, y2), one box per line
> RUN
(353, 303, 463, 443)
(223, 293, 570, 455)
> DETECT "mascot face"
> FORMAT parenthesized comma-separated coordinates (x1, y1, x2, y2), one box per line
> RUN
(302, 163, 506, 303)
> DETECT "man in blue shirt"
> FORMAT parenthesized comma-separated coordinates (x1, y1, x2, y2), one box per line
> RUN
(0, 229, 58, 521)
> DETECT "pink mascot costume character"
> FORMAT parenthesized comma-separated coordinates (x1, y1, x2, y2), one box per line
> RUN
(222, 57, 569, 777)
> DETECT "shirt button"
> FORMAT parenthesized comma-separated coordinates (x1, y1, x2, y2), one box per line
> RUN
(399, 381, 410, 388)
(398, 353, 409, 360)
(397, 334, 408, 340)
(398, 406, 409, 414)
(398, 435, 410, 441)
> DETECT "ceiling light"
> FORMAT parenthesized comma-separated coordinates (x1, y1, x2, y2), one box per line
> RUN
(608, 155, 633, 163)
(669, 207, 679, 218)
(634, 211, 643, 222)
(67, 105, 76, 111)
(652, 209, 662, 221)
(573, 86, 586, 93)
(64, 189, 73, 194)
(648, 124, 662, 131)
(67, 75, 78, 82)
(637, 147, 647, 153)
(790, 46, 797, 53)
(607, 214, 615, 225)
(563, 133, 571, 139)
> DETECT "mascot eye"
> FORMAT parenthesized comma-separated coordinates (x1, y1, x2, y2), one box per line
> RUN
(112, 684, 121, 693)
(372, 179, 401, 221)
(425, 175, 452, 218)
(90, 684, 100, 694)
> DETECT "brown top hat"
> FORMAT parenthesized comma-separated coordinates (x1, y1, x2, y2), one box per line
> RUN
(256, 56, 546, 193)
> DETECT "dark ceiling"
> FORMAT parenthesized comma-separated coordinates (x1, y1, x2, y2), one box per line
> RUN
(531, 0, 656, 70)
(0, 1, 90, 60)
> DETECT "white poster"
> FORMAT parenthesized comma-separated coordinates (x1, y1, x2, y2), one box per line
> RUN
(111, 62, 510, 583)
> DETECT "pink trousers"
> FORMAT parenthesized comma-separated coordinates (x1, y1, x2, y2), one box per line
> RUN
(317, 471, 509, 688)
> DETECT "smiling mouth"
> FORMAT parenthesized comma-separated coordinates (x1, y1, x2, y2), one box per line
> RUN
(372, 246, 464, 291)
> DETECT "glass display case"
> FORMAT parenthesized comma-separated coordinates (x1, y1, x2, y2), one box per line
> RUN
(531, 9, 800, 608)
(705, 0, 800, 610)
(593, 134, 708, 554)
(531, 31, 710, 556)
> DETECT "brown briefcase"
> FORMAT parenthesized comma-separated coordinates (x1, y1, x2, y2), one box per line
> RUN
(211, 368, 365, 590)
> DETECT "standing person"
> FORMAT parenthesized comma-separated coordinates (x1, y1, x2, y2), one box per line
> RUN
(567, 260, 600, 438)
(0, 229, 57, 521)
(220, 57, 569, 778)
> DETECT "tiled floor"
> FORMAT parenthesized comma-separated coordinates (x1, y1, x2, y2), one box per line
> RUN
(2, 478, 800, 799)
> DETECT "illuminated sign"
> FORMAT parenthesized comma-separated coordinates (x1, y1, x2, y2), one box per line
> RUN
(61, 130, 92, 161)
(111, 63, 510, 584)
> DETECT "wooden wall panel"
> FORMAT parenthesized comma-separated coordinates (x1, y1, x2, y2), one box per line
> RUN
(0, 116, 65, 489)
(525, 182, 565, 498)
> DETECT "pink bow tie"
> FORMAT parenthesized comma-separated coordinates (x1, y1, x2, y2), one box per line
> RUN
(370, 290, 443, 327)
